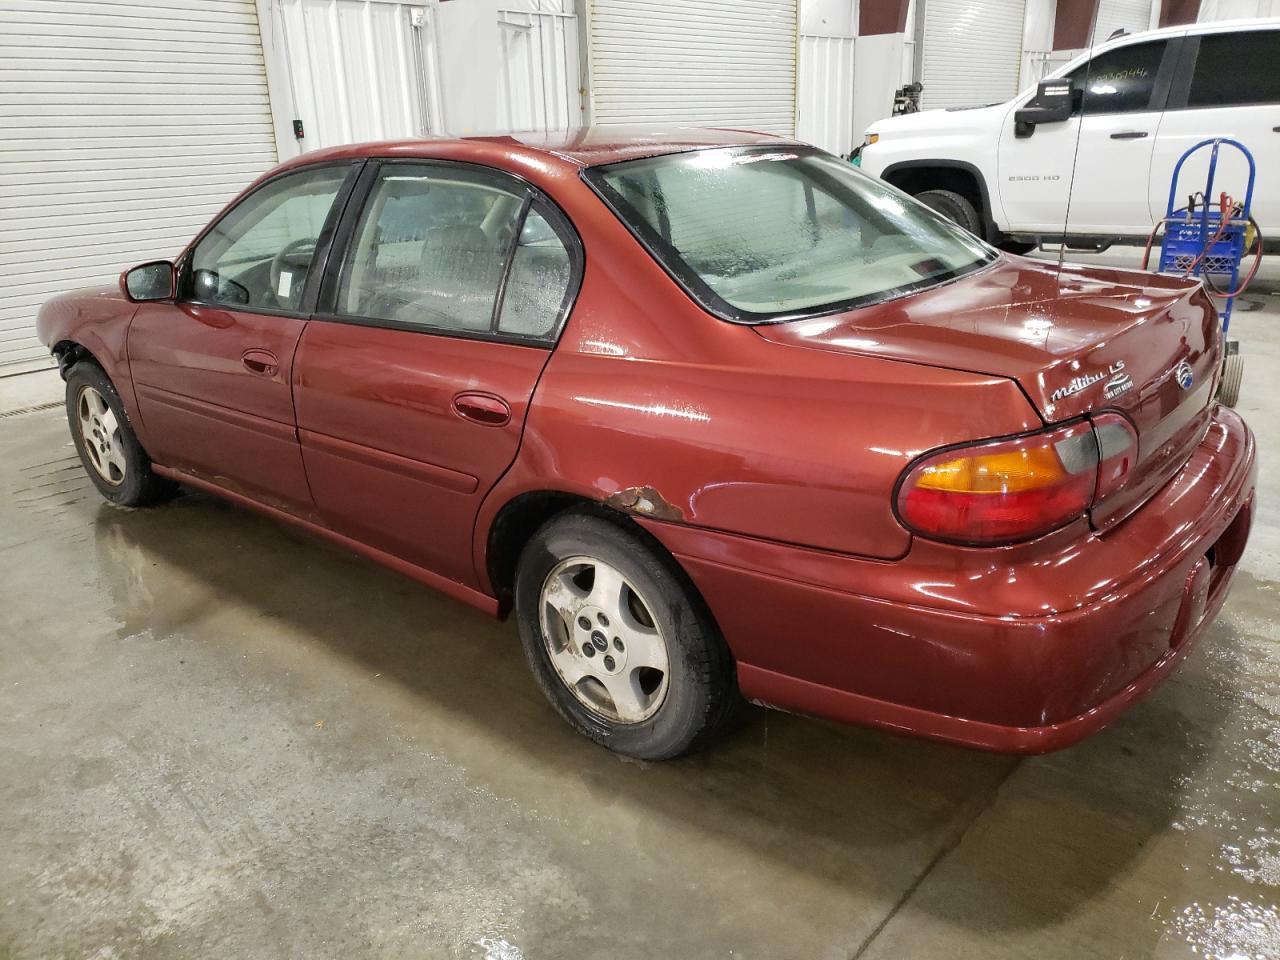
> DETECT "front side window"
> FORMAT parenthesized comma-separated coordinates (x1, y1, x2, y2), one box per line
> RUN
(337, 163, 575, 339)
(1066, 40, 1167, 115)
(1187, 31, 1280, 108)
(186, 165, 349, 312)
(583, 147, 995, 322)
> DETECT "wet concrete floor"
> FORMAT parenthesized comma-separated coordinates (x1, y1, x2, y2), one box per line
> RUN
(1, 303, 1277, 960)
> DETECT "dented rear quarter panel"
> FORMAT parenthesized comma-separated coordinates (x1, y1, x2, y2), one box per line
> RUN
(473, 173, 1045, 582)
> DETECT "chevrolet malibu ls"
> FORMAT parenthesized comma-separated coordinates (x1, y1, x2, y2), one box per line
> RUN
(38, 130, 1256, 760)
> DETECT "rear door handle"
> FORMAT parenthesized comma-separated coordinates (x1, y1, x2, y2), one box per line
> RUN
(453, 392, 511, 426)
(1110, 130, 1149, 140)
(242, 349, 279, 377)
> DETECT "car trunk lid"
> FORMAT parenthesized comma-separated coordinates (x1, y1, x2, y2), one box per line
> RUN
(753, 257, 1221, 530)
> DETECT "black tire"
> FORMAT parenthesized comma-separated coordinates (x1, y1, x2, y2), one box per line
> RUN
(915, 188, 983, 237)
(1218, 341, 1243, 408)
(65, 362, 177, 507)
(514, 511, 738, 760)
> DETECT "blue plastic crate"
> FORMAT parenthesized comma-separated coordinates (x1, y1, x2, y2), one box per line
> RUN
(1153, 138, 1257, 330)
(1158, 216, 1247, 278)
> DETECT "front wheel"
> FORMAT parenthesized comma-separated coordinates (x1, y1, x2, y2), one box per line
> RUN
(514, 512, 737, 760)
(915, 188, 983, 237)
(65, 362, 176, 507)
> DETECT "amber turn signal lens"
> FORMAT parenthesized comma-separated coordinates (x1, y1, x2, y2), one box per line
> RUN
(914, 445, 1072, 495)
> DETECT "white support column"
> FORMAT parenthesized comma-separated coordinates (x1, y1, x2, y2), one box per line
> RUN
(436, 0, 501, 133)
(256, 0, 303, 161)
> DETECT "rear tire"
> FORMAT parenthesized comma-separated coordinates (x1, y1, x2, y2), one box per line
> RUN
(65, 362, 177, 507)
(915, 188, 983, 237)
(514, 511, 737, 760)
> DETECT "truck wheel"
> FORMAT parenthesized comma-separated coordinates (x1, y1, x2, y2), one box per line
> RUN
(514, 511, 738, 760)
(915, 189, 983, 237)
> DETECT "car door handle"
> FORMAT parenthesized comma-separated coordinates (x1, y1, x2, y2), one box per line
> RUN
(1110, 130, 1149, 140)
(242, 349, 279, 377)
(452, 392, 511, 427)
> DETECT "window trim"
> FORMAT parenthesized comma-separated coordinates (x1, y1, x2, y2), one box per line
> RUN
(313, 157, 585, 350)
(176, 160, 365, 320)
(1149, 35, 1185, 114)
(580, 144, 1000, 326)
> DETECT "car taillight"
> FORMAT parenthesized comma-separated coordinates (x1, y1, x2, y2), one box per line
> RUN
(896, 420, 1106, 545)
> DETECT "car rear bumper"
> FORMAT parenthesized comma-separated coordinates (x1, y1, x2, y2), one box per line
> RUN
(643, 405, 1257, 753)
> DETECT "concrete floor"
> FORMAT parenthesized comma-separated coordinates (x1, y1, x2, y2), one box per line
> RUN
(1, 262, 1277, 960)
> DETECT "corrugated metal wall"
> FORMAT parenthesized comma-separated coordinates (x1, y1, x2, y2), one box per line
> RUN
(1092, 0, 1153, 44)
(589, 0, 800, 135)
(920, 0, 1028, 109)
(1198, 0, 1280, 17)
(0, 0, 278, 372)
(273, 0, 445, 150)
(498, 0, 581, 132)
(797, 33, 855, 154)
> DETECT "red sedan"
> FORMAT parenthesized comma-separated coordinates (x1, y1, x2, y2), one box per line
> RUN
(37, 129, 1256, 760)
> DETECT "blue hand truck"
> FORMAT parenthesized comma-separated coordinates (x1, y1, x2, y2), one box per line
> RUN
(1142, 137, 1263, 407)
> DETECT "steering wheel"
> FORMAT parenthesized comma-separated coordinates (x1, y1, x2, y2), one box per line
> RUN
(270, 237, 317, 307)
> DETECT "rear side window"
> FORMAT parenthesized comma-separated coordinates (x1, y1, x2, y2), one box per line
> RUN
(498, 209, 574, 338)
(1067, 40, 1166, 115)
(1187, 31, 1280, 107)
(336, 163, 576, 341)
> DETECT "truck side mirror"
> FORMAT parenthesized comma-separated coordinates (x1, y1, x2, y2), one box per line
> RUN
(1014, 79, 1078, 138)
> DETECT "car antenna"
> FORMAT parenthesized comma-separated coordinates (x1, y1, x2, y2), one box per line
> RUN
(1058, 9, 1103, 274)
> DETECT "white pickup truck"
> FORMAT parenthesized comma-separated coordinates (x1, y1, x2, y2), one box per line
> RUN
(859, 19, 1279, 251)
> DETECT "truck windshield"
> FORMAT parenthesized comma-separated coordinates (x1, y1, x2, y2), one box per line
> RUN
(583, 146, 997, 323)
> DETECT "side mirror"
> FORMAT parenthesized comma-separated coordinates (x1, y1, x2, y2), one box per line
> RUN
(122, 260, 175, 302)
(1014, 79, 1078, 138)
(192, 267, 250, 306)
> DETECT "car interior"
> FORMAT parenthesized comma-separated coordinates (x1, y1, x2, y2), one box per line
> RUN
(340, 170, 572, 338)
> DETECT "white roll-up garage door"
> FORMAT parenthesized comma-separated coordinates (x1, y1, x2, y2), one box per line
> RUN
(920, 0, 1027, 109)
(0, 0, 278, 372)
(589, 0, 799, 135)
(1092, 0, 1153, 44)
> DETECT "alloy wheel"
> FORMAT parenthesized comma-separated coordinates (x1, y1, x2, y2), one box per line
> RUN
(77, 386, 127, 486)
(539, 556, 670, 723)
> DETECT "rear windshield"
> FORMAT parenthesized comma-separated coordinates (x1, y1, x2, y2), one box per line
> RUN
(583, 146, 997, 323)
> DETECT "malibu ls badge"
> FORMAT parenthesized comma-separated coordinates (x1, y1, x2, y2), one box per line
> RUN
(1050, 360, 1129, 403)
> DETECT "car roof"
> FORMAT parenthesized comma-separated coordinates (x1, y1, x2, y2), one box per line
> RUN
(1039, 16, 1280, 88)
(1096, 15, 1280, 46)
(285, 126, 801, 173)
